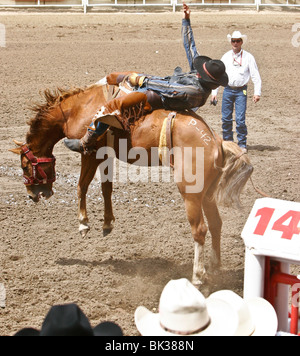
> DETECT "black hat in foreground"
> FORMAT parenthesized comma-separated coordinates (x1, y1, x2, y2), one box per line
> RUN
(14, 303, 123, 336)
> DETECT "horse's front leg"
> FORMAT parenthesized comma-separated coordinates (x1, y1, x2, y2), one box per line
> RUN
(78, 154, 99, 237)
(101, 180, 115, 236)
(97, 147, 115, 235)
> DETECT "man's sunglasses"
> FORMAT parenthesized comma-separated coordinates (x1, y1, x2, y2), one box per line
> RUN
(231, 39, 242, 43)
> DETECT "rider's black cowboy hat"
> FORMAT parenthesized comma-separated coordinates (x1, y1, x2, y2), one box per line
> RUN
(194, 56, 228, 87)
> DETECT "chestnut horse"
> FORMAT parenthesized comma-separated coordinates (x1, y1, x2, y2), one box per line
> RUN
(10, 81, 253, 285)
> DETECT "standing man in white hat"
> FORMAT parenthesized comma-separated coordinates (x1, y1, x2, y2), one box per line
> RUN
(211, 30, 262, 153)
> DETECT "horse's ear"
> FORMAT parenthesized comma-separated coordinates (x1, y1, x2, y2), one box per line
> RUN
(9, 140, 23, 155)
(13, 140, 24, 146)
(9, 147, 22, 155)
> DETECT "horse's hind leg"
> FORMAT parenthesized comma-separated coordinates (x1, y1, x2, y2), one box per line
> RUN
(203, 195, 222, 272)
(183, 195, 208, 286)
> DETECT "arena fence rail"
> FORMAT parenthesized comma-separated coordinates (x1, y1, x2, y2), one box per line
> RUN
(0, 0, 299, 13)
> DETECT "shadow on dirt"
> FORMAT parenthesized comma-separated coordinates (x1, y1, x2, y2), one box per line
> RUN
(56, 256, 244, 295)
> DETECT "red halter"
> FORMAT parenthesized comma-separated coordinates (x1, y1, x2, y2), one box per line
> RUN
(20, 144, 56, 186)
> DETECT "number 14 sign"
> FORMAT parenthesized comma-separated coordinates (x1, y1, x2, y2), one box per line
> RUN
(242, 198, 300, 263)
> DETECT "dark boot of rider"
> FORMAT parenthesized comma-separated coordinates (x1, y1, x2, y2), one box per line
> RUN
(64, 123, 108, 154)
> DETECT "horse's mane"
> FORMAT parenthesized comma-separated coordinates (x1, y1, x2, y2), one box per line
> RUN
(26, 87, 85, 142)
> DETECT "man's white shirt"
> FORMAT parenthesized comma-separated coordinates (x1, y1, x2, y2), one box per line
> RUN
(212, 49, 262, 96)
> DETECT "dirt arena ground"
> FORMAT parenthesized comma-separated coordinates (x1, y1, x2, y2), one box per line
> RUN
(0, 9, 299, 336)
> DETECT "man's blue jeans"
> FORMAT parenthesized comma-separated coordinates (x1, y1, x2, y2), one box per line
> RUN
(221, 86, 248, 148)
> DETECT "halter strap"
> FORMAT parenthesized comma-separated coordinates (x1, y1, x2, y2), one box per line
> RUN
(21, 144, 56, 186)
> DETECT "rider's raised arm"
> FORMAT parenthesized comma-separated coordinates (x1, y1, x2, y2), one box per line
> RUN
(181, 3, 199, 72)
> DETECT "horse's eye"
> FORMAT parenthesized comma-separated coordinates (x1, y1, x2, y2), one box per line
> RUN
(22, 165, 30, 174)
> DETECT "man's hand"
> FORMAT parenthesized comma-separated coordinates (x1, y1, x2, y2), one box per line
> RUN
(183, 2, 191, 20)
(253, 95, 260, 103)
(211, 95, 218, 106)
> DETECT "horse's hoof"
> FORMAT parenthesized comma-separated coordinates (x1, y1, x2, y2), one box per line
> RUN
(192, 272, 208, 287)
(103, 227, 113, 237)
(80, 229, 90, 238)
(192, 272, 206, 286)
(209, 251, 221, 273)
(79, 224, 90, 238)
(208, 265, 221, 276)
(208, 261, 221, 275)
(192, 278, 204, 287)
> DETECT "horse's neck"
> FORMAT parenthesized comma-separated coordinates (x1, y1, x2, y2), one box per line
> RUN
(27, 106, 65, 157)
(62, 85, 108, 139)
(28, 84, 110, 155)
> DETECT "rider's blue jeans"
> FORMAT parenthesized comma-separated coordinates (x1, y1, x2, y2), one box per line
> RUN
(89, 121, 109, 135)
(221, 85, 248, 148)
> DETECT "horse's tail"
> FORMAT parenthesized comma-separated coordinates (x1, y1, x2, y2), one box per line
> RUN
(215, 141, 253, 209)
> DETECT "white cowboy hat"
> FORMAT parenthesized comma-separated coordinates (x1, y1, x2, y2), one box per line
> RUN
(134, 279, 239, 336)
(227, 31, 248, 44)
(208, 290, 278, 336)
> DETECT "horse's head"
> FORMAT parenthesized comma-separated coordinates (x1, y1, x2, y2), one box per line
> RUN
(10, 140, 56, 203)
